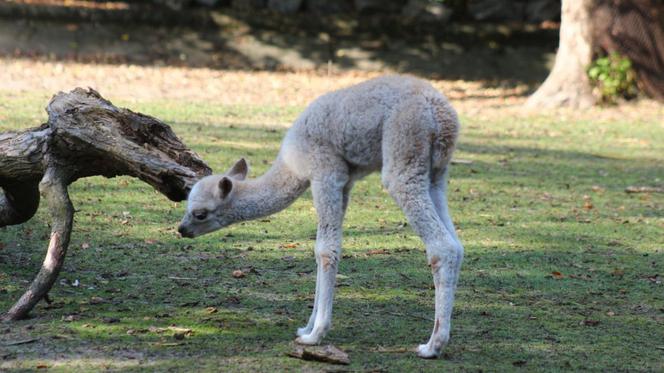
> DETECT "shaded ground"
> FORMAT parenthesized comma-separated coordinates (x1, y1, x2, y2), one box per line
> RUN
(0, 7, 558, 83)
(0, 66, 663, 371)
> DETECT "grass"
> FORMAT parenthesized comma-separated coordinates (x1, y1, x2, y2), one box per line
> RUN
(1, 87, 663, 372)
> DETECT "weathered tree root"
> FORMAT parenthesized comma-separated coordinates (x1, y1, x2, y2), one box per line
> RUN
(0, 88, 211, 321)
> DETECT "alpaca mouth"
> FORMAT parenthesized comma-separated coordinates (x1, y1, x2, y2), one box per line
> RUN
(177, 225, 195, 238)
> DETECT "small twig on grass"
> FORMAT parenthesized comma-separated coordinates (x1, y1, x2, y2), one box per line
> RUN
(168, 276, 198, 281)
(451, 159, 474, 165)
(369, 345, 413, 353)
(625, 186, 664, 194)
(4, 338, 38, 346)
(151, 342, 184, 347)
(398, 272, 413, 281)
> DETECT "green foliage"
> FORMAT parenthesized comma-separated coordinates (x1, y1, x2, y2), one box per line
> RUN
(588, 52, 638, 104)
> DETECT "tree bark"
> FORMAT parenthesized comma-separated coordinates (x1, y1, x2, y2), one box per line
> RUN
(594, 0, 664, 102)
(1, 88, 211, 321)
(3, 168, 74, 321)
(526, 0, 597, 108)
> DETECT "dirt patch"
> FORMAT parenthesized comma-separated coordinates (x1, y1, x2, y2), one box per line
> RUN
(0, 57, 533, 107)
(2, 56, 661, 126)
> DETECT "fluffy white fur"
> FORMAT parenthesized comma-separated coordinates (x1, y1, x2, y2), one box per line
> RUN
(178, 75, 464, 358)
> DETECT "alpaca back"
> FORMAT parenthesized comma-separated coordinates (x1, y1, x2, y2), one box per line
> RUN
(280, 75, 458, 178)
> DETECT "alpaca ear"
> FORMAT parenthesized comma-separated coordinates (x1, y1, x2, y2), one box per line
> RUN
(227, 158, 249, 180)
(219, 177, 233, 199)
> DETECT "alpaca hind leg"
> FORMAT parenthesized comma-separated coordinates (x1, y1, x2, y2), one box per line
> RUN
(381, 97, 462, 358)
(387, 183, 463, 358)
(383, 96, 461, 357)
(430, 168, 461, 245)
(430, 168, 464, 288)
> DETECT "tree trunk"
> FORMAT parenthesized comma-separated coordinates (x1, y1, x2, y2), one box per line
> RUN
(526, 0, 596, 108)
(594, 0, 664, 102)
(1, 88, 211, 321)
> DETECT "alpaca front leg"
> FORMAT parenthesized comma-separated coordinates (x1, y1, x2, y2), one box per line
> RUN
(296, 261, 321, 337)
(295, 177, 345, 345)
(295, 243, 339, 344)
(297, 180, 352, 338)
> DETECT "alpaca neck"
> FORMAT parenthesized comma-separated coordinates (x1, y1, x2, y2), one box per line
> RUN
(234, 157, 309, 221)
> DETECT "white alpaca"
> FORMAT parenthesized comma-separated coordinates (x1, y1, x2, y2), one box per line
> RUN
(178, 75, 464, 358)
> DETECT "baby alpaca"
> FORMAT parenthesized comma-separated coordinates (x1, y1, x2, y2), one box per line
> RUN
(178, 75, 464, 358)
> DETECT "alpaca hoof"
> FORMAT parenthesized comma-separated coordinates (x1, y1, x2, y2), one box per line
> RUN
(416, 343, 441, 359)
(295, 334, 322, 345)
(296, 326, 312, 337)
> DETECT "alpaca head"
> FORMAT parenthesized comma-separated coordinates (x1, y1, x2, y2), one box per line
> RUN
(178, 158, 249, 238)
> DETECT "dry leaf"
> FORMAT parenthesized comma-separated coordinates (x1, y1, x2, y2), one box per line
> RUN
(646, 275, 662, 284)
(90, 296, 105, 304)
(625, 186, 664, 194)
(551, 271, 564, 279)
(591, 185, 605, 193)
(232, 270, 245, 278)
(36, 364, 49, 369)
(62, 314, 80, 322)
(205, 307, 218, 314)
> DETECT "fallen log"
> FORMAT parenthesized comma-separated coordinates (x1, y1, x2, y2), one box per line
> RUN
(0, 88, 211, 321)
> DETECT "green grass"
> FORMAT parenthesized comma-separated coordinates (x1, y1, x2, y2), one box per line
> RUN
(1, 90, 663, 372)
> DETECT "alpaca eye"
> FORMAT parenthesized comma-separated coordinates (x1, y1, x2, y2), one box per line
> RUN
(193, 210, 207, 220)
